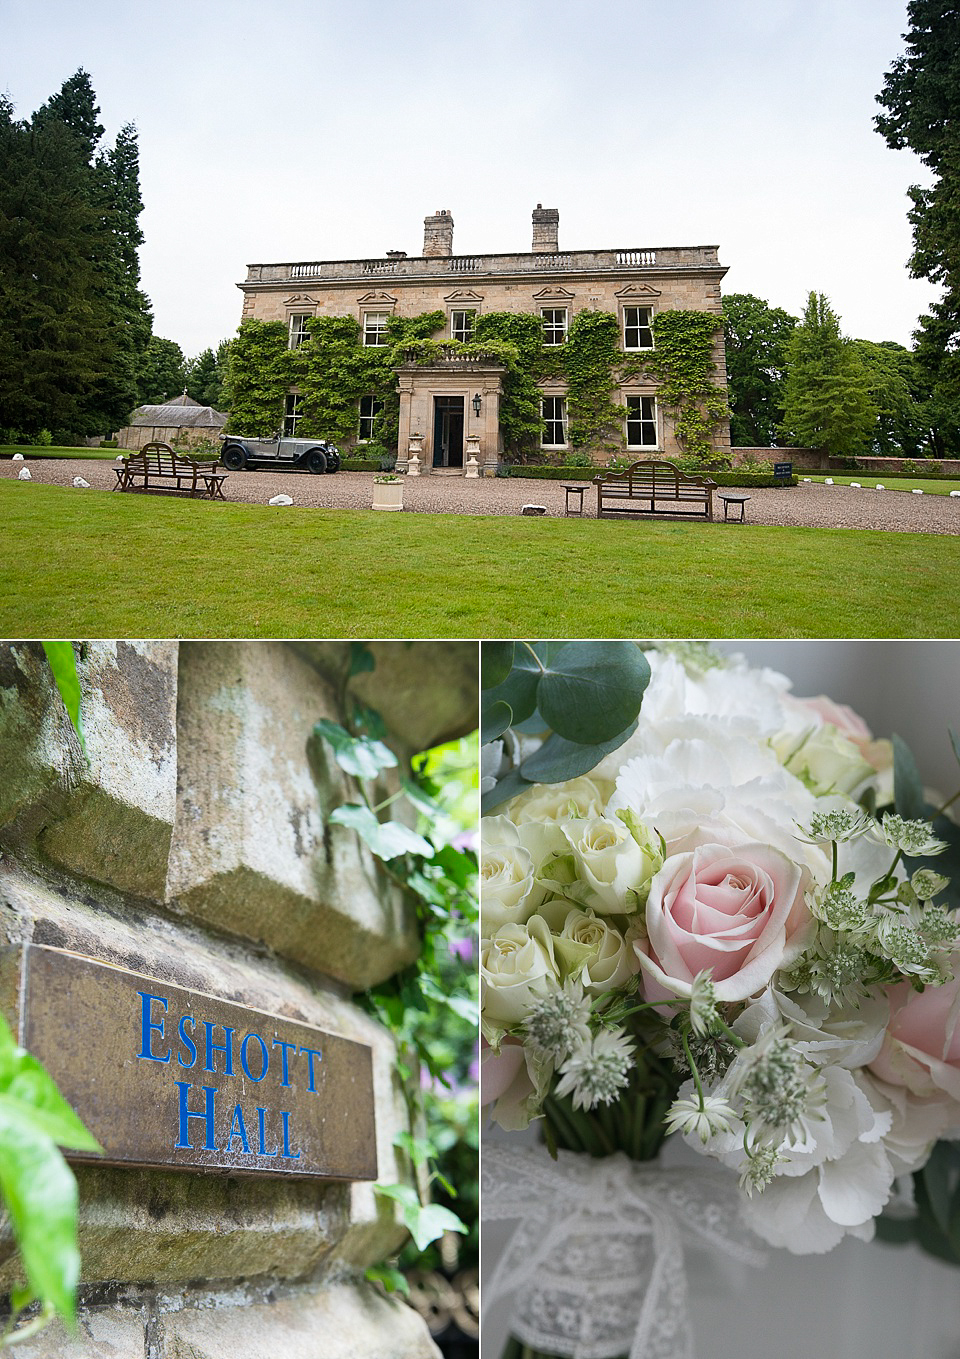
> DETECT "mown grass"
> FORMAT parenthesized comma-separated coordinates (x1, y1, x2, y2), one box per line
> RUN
(0, 446, 129, 460)
(1, 482, 957, 639)
(803, 473, 960, 496)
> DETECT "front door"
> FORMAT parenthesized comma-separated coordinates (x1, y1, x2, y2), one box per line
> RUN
(433, 396, 464, 468)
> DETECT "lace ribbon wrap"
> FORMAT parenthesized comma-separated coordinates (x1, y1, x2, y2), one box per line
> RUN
(482, 1145, 766, 1359)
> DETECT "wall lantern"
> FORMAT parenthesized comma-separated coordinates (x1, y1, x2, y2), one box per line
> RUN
(472, 392, 483, 418)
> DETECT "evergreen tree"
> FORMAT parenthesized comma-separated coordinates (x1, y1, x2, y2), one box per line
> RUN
(722, 293, 796, 446)
(876, 3, 960, 402)
(779, 293, 876, 457)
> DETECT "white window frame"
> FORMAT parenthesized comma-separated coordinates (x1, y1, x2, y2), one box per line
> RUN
(358, 394, 383, 441)
(363, 312, 389, 347)
(541, 395, 567, 447)
(284, 392, 302, 437)
(625, 395, 658, 449)
(450, 309, 475, 343)
(288, 313, 312, 348)
(541, 308, 568, 346)
(623, 306, 654, 351)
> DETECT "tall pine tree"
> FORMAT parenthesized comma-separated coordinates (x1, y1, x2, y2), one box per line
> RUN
(779, 293, 876, 457)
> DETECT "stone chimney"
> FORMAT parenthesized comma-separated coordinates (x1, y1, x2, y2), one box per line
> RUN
(422, 209, 454, 257)
(532, 204, 559, 253)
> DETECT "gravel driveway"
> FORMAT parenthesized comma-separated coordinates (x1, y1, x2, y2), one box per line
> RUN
(5, 459, 959, 535)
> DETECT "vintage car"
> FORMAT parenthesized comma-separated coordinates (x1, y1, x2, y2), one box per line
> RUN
(219, 434, 341, 473)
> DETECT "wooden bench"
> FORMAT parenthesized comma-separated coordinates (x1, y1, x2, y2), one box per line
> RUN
(114, 442, 227, 499)
(593, 460, 718, 521)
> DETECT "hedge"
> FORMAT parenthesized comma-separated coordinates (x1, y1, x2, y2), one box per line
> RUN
(497, 465, 797, 487)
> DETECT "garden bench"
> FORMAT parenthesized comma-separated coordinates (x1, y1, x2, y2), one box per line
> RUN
(592, 461, 718, 521)
(114, 442, 227, 499)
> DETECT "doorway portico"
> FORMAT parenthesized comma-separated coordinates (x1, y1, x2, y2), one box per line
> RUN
(396, 349, 505, 474)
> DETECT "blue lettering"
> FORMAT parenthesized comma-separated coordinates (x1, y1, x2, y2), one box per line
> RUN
(175, 1081, 216, 1150)
(298, 1045, 323, 1093)
(136, 991, 170, 1064)
(177, 1015, 197, 1069)
(281, 1110, 301, 1161)
(240, 1032, 268, 1083)
(227, 1104, 250, 1154)
(272, 1038, 297, 1087)
(203, 1021, 234, 1075)
(256, 1106, 279, 1157)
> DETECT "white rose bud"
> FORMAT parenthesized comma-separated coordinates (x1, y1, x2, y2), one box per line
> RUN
(481, 916, 560, 1027)
(507, 775, 613, 826)
(782, 725, 875, 798)
(561, 814, 661, 914)
(541, 902, 638, 994)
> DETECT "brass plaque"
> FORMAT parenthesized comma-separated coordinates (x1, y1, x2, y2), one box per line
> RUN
(19, 945, 377, 1181)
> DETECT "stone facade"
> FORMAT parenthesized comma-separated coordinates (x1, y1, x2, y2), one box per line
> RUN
(0, 640, 477, 1358)
(237, 207, 730, 471)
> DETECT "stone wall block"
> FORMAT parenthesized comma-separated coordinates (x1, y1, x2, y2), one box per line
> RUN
(0, 642, 179, 901)
(164, 1282, 441, 1359)
(165, 643, 421, 989)
(2, 1312, 147, 1358)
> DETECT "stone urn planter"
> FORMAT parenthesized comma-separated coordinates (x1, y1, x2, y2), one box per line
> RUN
(372, 475, 404, 511)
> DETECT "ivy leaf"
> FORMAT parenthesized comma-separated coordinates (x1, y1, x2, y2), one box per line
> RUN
(374, 1184, 467, 1251)
(364, 1264, 410, 1298)
(349, 642, 376, 677)
(521, 721, 639, 784)
(0, 1110, 81, 1329)
(481, 642, 514, 689)
(314, 719, 398, 780)
(536, 642, 650, 744)
(41, 642, 86, 756)
(393, 1130, 434, 1168)
(328, 804, 433, 859)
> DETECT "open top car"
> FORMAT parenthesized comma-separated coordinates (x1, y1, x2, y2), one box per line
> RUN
(219, 434, 341, 473)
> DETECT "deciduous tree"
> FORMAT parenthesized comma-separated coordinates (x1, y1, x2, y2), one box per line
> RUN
(722, 293, 796, 446)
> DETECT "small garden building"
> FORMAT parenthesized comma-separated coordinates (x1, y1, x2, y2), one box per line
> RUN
(118, 392, 227, 452)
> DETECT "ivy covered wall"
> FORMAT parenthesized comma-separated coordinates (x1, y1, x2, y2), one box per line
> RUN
(222, 307, 729, 464)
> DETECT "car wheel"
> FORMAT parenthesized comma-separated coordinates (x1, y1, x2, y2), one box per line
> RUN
(306, 448, 327, 474)
(222, 445, 247, 471)
(325, 451, 340, 473)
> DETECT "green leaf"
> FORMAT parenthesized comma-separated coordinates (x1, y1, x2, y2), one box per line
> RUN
(364, 1264, 410, 1298)
(950, 728, 960, 769)
(536, 641, 650, 744)
(314, 719, 398, 781)
(482, 647, 543, 728)
(480, 698, 512, 745)
(41, 642, 85, 756)
(349, 642, 376, 677)
(521, 721, 639, 783)
(404, 1202, 467, 1252)
(0, 1015, 100, 1153)
(0, 1110, 81, 1328)
(328, 804, 433, 859)
(480, 768, 532, 815)
(893, 733, 926, 821)
(392, 1130, 434, 1167)
(481, 642, 514, 689)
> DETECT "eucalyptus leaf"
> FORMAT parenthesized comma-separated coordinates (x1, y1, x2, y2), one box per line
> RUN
(521, 721, 639, 783)
(950, 727, 960, 769)
(480, 768, 533, 815)
(481, 642, 514, 690)
(328, 804, 433, 859)
(536, 641, 650, 744)
(893, 733, 926, 821)
(483, 647, 543, 729)
(480, 697, 512, 745)
(314, 719, 398, 780)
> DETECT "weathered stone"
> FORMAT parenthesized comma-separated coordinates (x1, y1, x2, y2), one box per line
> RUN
(2, 1311, 146, 1358)
(0, 641, 178, 900)
(164, 1282, 441, 1359)
(165, 642, 422, 989)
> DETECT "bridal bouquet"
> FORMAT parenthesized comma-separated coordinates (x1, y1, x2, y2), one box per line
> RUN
(480, 642, 960, 1359)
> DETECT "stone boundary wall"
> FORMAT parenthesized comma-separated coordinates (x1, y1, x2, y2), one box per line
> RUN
(0, 640, 477, 1359)
(732, 447, 960, 475)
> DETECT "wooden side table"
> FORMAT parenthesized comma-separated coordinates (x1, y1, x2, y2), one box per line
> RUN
(718, 492, 751, 521)
(562, 484, 588, 517)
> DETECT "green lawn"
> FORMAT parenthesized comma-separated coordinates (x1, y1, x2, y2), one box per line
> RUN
(1, 482, 957, 638)
(1, 446, 130, 461)
(803, 473, 960, 496)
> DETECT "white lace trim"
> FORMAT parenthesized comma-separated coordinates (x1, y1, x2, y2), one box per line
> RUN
(482, 1145, 766, 1359)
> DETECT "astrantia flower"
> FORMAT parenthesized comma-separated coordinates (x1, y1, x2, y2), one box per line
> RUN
(688, 970, 720, 1037)
(554, 1029, 635, 1110)
(880, 813, 947, 858)
(910, 869, 950, 902)
(738, 1143, 781, 1196)
(736, 1031, 826, 1146)
(803, 806, 876, 844)
(664, 1093, 737, 1144)
(523, 980, 593, 1062)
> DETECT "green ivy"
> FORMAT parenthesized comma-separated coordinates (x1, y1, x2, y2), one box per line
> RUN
(221, 320, 290, 436)
(564, 311, 624, 454)
(473, 312, 546, 457)
(623, 310, 729, 464)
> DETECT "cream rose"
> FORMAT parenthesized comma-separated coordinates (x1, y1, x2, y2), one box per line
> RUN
(481, 916, 559, 1027)
(636, 842, 807, 1002)
(507, 775, 613, 826)
(539, 901, 638, 994)
(869, 968, 960, 1103)
(481, 815, 547, 928)
(559, 815, 661, 914)
(781, 724, 876, 798)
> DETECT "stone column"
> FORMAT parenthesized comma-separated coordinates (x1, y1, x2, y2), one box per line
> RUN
(0, 641, 477, 1359)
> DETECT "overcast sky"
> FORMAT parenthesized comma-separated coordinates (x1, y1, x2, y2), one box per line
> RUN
(3, 0, 939, 357)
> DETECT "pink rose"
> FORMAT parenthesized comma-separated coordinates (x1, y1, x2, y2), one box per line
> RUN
(480, 1037, 529, 1105)
(791, 694, 873, 749)
(635, 842, 806, 1003)
(870, 971, 960, 1103)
